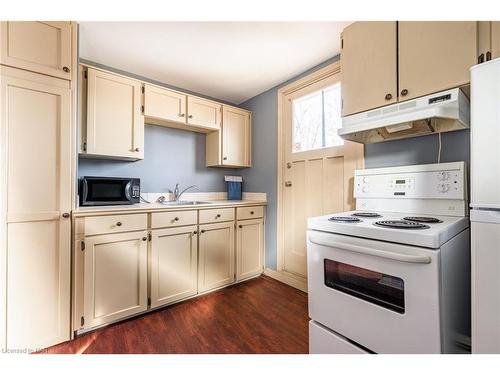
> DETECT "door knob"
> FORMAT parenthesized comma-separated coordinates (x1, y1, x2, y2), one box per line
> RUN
(285, 181, 292, 187)
(401, 89, 408, 97)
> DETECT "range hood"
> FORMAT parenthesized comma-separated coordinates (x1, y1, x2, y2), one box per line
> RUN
(338, 88, 470, 144)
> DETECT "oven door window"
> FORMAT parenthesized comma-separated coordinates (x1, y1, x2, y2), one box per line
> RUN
(87, 180, 127, 203)
(324, 259, 405, 314)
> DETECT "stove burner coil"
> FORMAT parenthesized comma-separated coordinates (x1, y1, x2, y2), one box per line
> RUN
(403, 216, 442, 224)
(351, 212, 382, 218)
(374, 220, 430, 230)
(328, 216, 362, 223)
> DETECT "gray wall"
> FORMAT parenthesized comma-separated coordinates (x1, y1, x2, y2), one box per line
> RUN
(240, 56, 470, 270)
(79, 125, 236, 192)
(78, 60, 238, 193)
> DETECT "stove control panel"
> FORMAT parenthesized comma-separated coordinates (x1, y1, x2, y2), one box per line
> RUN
(354, 162, 466, 200)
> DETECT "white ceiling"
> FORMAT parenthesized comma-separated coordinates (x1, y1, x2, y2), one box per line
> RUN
(79, 22, 350, 104)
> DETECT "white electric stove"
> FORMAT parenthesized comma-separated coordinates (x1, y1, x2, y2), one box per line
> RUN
(307, 161, 471, 354)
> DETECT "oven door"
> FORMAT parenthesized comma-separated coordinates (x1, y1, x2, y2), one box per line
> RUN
(80, 177, 134, 206)
(307, 230, 441, 354)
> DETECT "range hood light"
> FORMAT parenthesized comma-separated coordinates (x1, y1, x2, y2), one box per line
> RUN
(385, 122, 413, 133)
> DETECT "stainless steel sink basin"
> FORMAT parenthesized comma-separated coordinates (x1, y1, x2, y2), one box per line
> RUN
(159, 200, 212, 206)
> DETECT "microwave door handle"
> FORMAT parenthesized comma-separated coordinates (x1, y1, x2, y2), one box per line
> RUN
(308, 233, 431, 264)
(82, 179, 89, 202)
(124, 181, 132, 201)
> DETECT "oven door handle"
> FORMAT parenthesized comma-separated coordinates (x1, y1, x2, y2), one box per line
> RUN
(309, 233, 432, 264)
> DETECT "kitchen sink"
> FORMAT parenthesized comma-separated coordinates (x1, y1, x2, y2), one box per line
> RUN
(158, 200, 212, 206)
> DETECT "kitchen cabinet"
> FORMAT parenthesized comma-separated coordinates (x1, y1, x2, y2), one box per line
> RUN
(150, 225, 198, 308)
(341, 21, 477, 116)
(398, 22, 477, 101)
(82, 67, 144, 160)
(491, 22, 500, 59)
(236, 218, 264, 281)
(83, 230, 148, 329)
(1, 67, 72, 350)
(187, 96, 221, 131)
(198, 221, 235, 292)
(340, 22, 398, 116)
(144, 84, 187, 126)
(0, 21, 72, 80)
(206, 105, 252, 168)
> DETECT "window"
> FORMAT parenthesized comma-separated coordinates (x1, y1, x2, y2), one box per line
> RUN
(292, 82, 343, 153)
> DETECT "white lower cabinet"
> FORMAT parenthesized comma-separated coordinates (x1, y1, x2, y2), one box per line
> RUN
(83, 231, 148, 328)
(150, 225, 198, 308)
(236, 218, 264, 281)
(198, 221, 235, 293)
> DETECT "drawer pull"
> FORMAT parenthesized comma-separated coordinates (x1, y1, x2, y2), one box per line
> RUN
(63, 66, 70, 73)
(62, 212, 70, 218)
(174, 217, 180, 221)
(142, 236, 147, 241)
(238, 225, 243, 228)
(250, 211, 254, 215)
(200, 229, 206, 234)
(216, 214, 221, 218)
(401, 89, 408, 97)
(188, 115, 193, 119)
(193, 230, 198, 235)
(116, 221, 122, 227)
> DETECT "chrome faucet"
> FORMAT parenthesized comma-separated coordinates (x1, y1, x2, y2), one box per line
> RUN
(173, 183, 199, 201)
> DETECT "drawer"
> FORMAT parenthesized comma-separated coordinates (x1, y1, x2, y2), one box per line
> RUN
(236, 206, 264, 220)
(151, 210, 197, 229)
(309, 321, 369, 354)
(85, 214, 147, 236)
(199, 207, 234, 224)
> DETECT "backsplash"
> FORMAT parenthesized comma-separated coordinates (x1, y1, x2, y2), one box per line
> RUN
(78, 124, 238, 192)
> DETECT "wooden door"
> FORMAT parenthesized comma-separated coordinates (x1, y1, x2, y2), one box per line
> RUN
(341, 22, 397, 116)
(187, 96, 221, 131)
(85, 68, 144, 159)
(236, 218, 264, 281)
(1, 69, 71, 350)
(491, 22, 500, 59)
(280, 69, 364, 279)
(222, 106, 251, 167)
(198, 222, 234, 292)
(83, 231, 148, 329)
(0, 21, 72, 80)
(144, 84, 187, 125)
(398, 21, 477, 101)
(150, 225, 198, 308)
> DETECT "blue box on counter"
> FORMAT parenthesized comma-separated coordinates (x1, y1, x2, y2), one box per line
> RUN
(225, 175, 243, 200)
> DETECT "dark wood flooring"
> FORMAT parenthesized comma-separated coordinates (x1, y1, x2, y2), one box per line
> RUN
(40, 276, 309, 354)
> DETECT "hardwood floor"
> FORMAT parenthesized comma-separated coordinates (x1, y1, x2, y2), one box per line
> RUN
(40, 276, 309, 354)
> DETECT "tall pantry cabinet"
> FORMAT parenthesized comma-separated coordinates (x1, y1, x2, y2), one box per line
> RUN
(0, 21, 77, 351)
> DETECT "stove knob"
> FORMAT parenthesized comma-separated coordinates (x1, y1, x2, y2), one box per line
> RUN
(362, 186, 369, 193)
(437, 183, 450, 193)
(362, 177, 369, 183)
(437, 171, 450, 181)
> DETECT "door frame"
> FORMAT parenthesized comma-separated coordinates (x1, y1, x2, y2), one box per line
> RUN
(274, 61, 364, 291)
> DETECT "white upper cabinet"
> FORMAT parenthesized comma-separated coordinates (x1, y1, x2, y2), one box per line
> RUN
(187, 96, 221, 131)
(0, 21, 72, 80)
(144, 84, 187, 125)
(83, 67, 144, 160)
(206, 105, 251, 168)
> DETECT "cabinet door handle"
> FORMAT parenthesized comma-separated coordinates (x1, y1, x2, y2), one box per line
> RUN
(142, 236, 147, 241)
(385, 93, 392, 100)
(285, 181, 292, 187)
(216, 214, 221, 218)
(174, 217, 179, 221)
(178, 113, 185, 117)
(134, 147, 140, 152)
(223, 157, 227, 160)
(188, 115, 193, 119)
(200, 229, 206, 234)
(238, 225, 243, 228)
(250, 211, 254, 215)
(400, 89, 408, 97)
(62, 212, 70, 218)
(63, 66, 70, 73)
(193, 230, 198, 235)
(116, 221, 122, 226)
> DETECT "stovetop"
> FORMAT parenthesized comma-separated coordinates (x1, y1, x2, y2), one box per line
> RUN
(308, 211, 469, 249)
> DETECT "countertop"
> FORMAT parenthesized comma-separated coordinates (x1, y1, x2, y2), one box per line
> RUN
(73, 199, 267, 217)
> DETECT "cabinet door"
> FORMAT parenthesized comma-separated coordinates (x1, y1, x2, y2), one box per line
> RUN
(83, 231, 148, 329)
(341, 22, 397, 116)
(198, 222, 234, 292)
(398, 22, 477, 101)
(150, 225, 198, 308)
(85, 68, 144, 159)
(222, 106, 251, 167)
(1, 70, 72, 350)
(0, 21, 72, 80)
(144, 84, 187, 125)
(236, 218, 264, 281)
(187, 96, 221, 131)
(491, 22, 500, 59)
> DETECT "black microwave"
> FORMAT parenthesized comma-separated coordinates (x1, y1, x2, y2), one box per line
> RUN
(79, 176, 140, 206)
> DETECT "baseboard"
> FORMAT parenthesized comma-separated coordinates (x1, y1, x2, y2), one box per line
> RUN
(264, 268, 308, 293)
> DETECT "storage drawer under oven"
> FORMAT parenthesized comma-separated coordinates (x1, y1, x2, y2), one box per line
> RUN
(309, 321, 369, 354)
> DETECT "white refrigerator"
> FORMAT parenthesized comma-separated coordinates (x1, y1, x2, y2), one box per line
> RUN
(470, 58, 500, 353)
